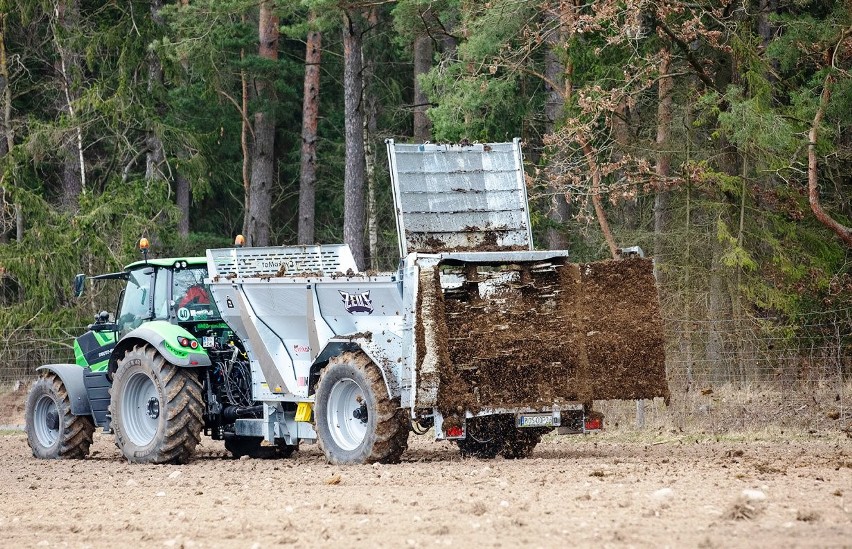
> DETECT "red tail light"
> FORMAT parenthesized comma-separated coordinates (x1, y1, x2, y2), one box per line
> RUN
(584, 417, 602, 431)
(446, 426, 464, 438)
(177, 336, 198, 349)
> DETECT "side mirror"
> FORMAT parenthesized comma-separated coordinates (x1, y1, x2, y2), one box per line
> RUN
(73, 273, 86, 298)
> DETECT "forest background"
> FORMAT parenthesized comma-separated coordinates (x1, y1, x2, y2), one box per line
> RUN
(0, 0, 849, 391)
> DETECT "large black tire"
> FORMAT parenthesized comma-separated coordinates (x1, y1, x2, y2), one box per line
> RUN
(501, 428, 547, 459)
(110, 344, 203, 464)
(456, 415, 507, 459)
(314, 352, 409, 465)
(224, 435, 297, 459)
(25, 372, 95, 459)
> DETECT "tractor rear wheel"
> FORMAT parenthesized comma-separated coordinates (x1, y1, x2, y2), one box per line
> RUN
(25, 372, 95, 459)
(110, 344, 203, 464)
(314, 352, 409, 465)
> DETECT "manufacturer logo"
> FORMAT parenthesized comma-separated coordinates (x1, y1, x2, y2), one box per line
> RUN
(339, 290, 373, 314)
(293, 344, 310, 353)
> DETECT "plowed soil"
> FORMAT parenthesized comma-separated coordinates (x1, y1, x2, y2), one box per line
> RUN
(0, 430, 849, 547)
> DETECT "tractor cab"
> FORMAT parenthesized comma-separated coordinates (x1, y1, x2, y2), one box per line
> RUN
(73, 257, 223, 371)
(115, 258, 222, 337)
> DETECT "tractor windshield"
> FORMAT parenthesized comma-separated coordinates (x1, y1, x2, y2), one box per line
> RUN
(173, 266, 220, 322)
(117, 268, 152, 335)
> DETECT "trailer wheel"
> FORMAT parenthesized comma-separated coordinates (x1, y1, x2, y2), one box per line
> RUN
(315, 352, 409, 465)
(110, 344, 203, 464)
(25, 372, 95, 459)
(224, 435, 297, 459)
(456, 415, 507, 459)
(501, 428, 547, 459)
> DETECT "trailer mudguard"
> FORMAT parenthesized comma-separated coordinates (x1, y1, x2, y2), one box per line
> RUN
(35, 364, 92, 416)
(108, 320, 211, 374)
(313, 338, 400, 400)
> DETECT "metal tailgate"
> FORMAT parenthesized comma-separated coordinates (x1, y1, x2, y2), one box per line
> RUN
(386, 139, 533, 255)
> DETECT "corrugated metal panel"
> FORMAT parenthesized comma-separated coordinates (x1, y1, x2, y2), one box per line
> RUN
(206, 245, 358, 279)
(387, 139, 532, 255)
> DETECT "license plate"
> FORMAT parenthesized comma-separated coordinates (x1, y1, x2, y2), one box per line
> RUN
(202, 336, 215, 348)
(516, 413, 557, 428)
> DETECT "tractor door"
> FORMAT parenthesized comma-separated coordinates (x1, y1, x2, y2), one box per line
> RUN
(116, 267, 154, 336)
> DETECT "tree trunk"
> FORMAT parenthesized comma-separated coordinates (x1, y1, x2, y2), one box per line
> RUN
(146, 0, 166, 184)
(343, 10, 366, 269)
(297, 20, 321, 245)
(150, 0, 193, 235)
(413, 33, 432, 141)
(808, 73, 852, 247)
(543, 6, 569, 250)
(239, 32, 250, 238)
(362, 9, 379, 270)
(54, 0, 85, 211)
(176, 173, 190, 236)
(246, 1, 279, 247)
(0, 12, 13, 243)
(653, 48, 673, 284)
(578, 136, 618, 259)
(0, 12, 9, 157)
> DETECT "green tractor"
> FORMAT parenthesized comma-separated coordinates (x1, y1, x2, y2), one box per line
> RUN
(24, 241, 282, 463)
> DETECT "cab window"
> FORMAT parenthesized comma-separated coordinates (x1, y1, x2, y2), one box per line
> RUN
(117, 268, 152, 334)
(172, 266, 220, 322)
(153, 268, 170, 320)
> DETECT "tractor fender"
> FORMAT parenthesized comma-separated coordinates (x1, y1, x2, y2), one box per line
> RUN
(36, 364, 92, 416)
(108, 320, 211, 375)
(311, 338, 400, 401)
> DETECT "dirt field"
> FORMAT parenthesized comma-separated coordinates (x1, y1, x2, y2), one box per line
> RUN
(1, 428, 850, 548)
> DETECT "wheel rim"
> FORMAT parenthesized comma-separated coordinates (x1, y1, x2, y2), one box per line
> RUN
(33, 394, 59, 448)
(326, 377, 368, 451)
(121, 371, 160, 446)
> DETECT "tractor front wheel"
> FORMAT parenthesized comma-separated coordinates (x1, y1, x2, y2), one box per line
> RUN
(25, 372, 95, 459)
(314, 352, 409, 465)
(110, 344, 203, 464)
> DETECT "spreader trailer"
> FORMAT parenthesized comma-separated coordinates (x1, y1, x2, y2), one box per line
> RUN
(203, 139, 669, 463)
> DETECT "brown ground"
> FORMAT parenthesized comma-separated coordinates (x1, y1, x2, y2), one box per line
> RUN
(0, 429, 849, 548)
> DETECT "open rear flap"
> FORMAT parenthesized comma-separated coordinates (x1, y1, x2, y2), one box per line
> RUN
(387, 139, 533, 255)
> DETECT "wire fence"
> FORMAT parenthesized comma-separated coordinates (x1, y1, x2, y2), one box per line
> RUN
(1, 310, 849, 432)
(599, 307, 851, 432)
(0, 327, 83, 385)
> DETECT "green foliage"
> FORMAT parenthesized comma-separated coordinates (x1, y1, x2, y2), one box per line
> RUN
(0, 177, 181, 330)
(0, 0, 850, 346)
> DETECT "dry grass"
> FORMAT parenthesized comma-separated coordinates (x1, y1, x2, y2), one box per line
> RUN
(594, 380, 852, 439)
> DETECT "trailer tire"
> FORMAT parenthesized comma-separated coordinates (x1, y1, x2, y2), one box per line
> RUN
(25, 372, 95, 459)
(501, 429, 546, 459)
(110, 344, 203, 464)
(456, 415, 507, 459)
(315, 352, 409, 465)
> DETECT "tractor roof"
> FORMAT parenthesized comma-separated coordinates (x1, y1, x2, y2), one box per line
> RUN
(124, 257, 207, 270)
